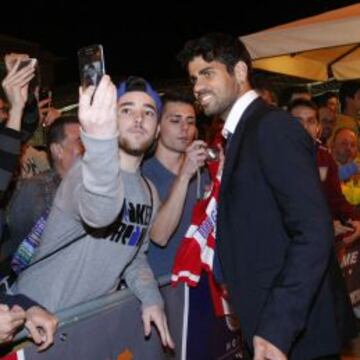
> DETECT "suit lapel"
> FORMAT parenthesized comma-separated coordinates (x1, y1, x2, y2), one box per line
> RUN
(220, 98, 266, 193)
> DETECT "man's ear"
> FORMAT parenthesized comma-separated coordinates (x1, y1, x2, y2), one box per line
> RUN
(49, 143, 63, 162)
(234, 61, 248, 85)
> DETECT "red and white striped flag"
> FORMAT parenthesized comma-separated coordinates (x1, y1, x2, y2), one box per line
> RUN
(172, 161, 230, 316)
(0, 349, 25, 360)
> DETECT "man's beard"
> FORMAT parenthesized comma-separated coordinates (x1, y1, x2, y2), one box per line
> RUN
(119, 136, 154, 156)
(200, 94, 234, 118)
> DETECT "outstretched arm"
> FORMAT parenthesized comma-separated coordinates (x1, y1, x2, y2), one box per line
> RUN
(150, 140, 208, 246)
(2, 54, 36, 131)
(77, 75, 124, 228)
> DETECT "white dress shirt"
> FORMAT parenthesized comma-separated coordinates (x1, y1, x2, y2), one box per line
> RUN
(222, 90, 259, 139)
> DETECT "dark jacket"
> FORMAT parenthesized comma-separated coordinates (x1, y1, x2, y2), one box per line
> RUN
(217, 98, 345, 359)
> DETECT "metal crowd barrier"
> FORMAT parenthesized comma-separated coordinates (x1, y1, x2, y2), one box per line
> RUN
(4, 274, 241, 359)
(13, 275, 171, 343)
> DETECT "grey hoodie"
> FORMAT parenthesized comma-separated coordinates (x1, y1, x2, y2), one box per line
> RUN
(15, 131, 162, 312)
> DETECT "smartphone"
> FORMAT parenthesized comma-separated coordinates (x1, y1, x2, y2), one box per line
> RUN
(78, 44, 105, 89)
(17, 58, 39, 98)
(6, 57, 37, 72)
(17, 58, 37, 71)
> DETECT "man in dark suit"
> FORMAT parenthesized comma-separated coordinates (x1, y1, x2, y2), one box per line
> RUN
(178, 33, 350, 360)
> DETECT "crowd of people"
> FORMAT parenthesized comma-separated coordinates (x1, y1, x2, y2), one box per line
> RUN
(1, 34, 360, 359)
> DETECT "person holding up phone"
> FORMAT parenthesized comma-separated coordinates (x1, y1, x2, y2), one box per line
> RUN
(2, 54, 36, 130)
(15, 75, 174, 349)
(0, 53, 58, 351)
(5, 56, 53, 178)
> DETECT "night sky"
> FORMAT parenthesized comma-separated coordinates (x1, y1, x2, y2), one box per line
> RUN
(1, 0, 359, 86)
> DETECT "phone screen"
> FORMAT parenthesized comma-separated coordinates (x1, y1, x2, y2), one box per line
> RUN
(17, 59, 39, 97)
(78, 44, 105, 89)
(18, 58, 37, 70)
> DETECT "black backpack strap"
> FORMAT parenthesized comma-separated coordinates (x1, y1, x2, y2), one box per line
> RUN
(27, 177, 153, 276)
(142, 176, 154, 220)
(26, 203, 127, 271)
(26, 232, 87, 270)
(117, 175, 154, 285)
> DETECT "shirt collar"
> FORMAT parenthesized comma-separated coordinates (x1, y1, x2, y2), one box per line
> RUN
(222, 90, 258, 139)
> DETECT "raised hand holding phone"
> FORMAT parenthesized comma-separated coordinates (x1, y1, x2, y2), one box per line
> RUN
(5, 54, 39, 95)
(2, 54, 37, 130)
(78, 75, 117, 139)
(78, 44, 105, 90)
(4, 53, 32, 71)
(1, 54, 36, 130)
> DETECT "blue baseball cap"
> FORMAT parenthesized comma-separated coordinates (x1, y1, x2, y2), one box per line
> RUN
(117, 76, 162, 115)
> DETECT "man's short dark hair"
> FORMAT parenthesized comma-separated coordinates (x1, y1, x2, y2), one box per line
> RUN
(252, 74, 273, 93)
(46, 115, 79, 164)
(278, 86, 311, 108)
(314, 91, 338, 107)
(339, 80, 360, 112)
(162, 90, 195, 109)
(177, 33, 253, 84)
(288, 98, 319, 121)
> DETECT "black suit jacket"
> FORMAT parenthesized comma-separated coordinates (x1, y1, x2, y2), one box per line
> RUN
(217, 98, 347, 359)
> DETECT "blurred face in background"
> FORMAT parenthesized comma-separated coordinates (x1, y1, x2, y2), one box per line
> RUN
(319, 106, 336, 143)
(326, 95, 339, 114)
(50, 122, 83, 178)
(159, 101, 197, 153)
(291, 105, 320, 140)
(348, 89, 360, 113)
(60, 123, 83, 171)
(332, 128, 358, 165)
(257, 88, 276, 106)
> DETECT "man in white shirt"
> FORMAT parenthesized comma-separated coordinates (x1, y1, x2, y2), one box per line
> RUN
(177, 33, 344, 360)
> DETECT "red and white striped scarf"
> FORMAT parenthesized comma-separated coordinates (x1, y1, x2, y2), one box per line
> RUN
(172, 161, 230, 316)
